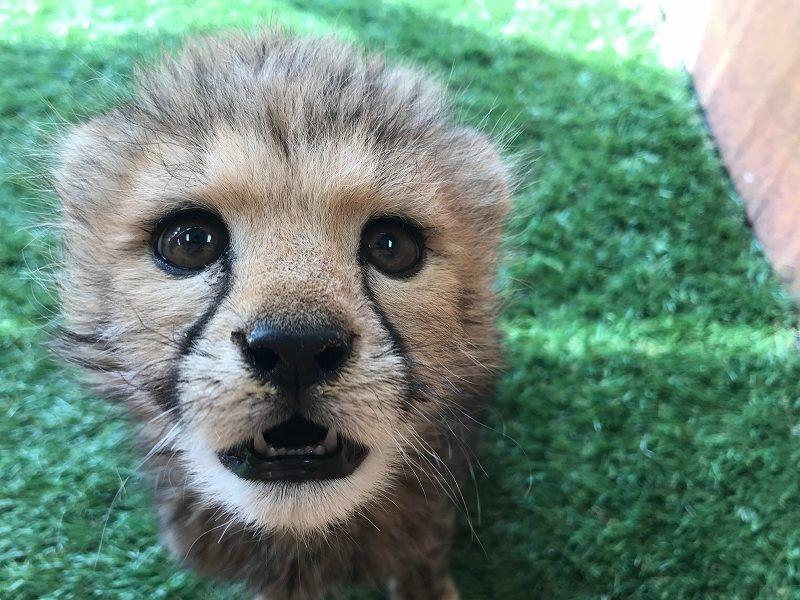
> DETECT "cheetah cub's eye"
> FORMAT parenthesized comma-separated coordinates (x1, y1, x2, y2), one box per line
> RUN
(360, 218, 425, 277)
(153, 209, 229, 273)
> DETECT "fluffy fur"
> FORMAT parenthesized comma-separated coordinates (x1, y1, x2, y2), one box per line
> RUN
(54, 32, 509, 599)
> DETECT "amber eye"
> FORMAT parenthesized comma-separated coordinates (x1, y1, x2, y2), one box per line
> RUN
(360, 218, 425, 277)
(153, 210, 229, 273)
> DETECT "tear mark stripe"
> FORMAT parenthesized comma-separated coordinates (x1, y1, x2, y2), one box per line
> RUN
(156, 254, 234, 414)
(359, 267, 416, 409)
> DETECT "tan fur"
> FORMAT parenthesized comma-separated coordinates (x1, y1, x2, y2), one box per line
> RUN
(54, 31, 508, 599)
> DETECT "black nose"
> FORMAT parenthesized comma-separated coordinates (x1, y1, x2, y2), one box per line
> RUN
(236, 322, 352, 390)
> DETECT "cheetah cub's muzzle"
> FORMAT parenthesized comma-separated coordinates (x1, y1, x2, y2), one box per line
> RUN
(224, 324, 368, 481)
(220, 414, 369, 482)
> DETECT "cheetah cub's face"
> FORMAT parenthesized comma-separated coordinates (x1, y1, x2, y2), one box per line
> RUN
(55, 35, 508, 534)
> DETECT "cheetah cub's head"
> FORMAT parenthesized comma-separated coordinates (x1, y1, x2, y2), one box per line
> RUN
(55, 33, 509, 533)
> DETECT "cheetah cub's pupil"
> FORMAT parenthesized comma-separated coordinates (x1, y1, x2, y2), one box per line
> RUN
(55, 32, 509, 600)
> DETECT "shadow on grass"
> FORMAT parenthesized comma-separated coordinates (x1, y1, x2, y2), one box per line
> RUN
(2, 0, 799, 599)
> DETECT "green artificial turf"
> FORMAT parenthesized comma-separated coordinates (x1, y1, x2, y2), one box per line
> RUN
(3, 1, 800, 598)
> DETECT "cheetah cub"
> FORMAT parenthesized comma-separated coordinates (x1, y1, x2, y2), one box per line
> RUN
(55, 32, 509, 600)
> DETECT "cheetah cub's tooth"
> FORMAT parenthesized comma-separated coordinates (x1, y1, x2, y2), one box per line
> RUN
(323, 428, 337, 452)
(253, 432, 269, 455)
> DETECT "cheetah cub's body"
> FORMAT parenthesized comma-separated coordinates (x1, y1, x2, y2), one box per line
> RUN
(55, 33, 508, 600)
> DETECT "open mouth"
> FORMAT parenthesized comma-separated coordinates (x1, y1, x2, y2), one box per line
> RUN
(218, 414, 369, 482)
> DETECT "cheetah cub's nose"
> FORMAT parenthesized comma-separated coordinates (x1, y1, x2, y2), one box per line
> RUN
(235, 322, 353, 390)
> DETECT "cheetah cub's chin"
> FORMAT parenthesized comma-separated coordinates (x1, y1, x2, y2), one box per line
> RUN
(55, 31, 509, 600)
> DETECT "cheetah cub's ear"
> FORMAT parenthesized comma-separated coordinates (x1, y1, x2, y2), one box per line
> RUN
(54, 31, 509, 600)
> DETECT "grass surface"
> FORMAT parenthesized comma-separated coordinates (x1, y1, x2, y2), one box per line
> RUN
(3, 1, 800, 598)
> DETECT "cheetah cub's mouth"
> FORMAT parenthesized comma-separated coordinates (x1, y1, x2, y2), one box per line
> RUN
(218, 414, 369, 482)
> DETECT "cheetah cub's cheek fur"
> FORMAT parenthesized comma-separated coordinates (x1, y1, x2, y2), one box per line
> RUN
(55, 32, 509, 599)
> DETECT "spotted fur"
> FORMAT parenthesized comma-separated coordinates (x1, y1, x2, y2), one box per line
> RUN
(54, 32, 509, 599)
